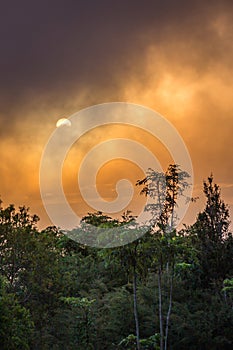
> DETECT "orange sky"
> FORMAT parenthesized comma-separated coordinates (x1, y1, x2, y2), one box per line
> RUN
(0, 0, 232, 229)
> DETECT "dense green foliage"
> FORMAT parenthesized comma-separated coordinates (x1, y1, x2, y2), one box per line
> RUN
(0, 173, 232, 349)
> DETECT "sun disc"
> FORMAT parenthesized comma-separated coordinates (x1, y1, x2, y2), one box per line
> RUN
(56, 118, 71, 128)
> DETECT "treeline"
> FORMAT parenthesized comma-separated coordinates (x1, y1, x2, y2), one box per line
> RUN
(0, 168, 233, 349)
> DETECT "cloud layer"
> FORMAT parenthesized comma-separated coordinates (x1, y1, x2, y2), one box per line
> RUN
(0, 0, 232, 227)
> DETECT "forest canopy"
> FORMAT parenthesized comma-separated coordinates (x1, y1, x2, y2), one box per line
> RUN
(0, 167, 232, 350)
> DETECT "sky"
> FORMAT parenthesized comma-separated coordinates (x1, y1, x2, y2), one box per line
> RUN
(0, 0, 233, 229)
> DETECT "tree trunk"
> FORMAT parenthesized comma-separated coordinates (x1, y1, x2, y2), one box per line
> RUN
(158, 266, 163, 350)
(85, 310, 89, 347)
(133, 265, 140, 350)
(164, 269, 173, 350)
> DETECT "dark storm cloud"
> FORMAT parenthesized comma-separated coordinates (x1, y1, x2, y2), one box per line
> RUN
(0, 0, 232, 103)
(0, 0, 232, 138)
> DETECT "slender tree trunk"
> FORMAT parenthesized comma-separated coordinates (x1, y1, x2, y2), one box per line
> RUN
(85, 310, 89, 347)
(133, 265, 140, 350)
(164, 269, 173, 350)
(158, 266, 163, 350)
